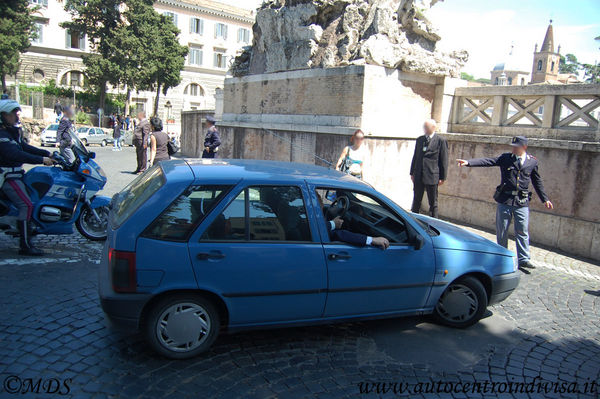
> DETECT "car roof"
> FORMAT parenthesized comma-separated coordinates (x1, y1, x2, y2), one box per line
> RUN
(175, 159, 371, 188)
(47, 124, 59, 129)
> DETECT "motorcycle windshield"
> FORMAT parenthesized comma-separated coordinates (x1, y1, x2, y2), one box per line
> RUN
(69, 129, 89, 157)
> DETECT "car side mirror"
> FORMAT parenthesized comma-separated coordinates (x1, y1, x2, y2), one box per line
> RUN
(88, 152, 96, 159)
(413, 234, 424, 250)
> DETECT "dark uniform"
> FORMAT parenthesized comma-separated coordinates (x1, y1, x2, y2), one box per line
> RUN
(57, 116, 75, 164)
(465, 136, 550, 265)
(0, 121, 50, 255)
(202, 116, 221, 159)
(133, 118, 151, 173)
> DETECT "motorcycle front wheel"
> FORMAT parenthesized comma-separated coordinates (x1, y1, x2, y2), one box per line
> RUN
(76, 205, 109, 241)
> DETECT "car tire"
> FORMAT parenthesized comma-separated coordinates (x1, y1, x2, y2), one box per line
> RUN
(101, 140, 107, 147)
(433, 276, 487, 329)
(144, 294, 220, 359)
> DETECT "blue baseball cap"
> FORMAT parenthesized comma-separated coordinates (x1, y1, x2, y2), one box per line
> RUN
(511, 136, 528, 147)
(206, 115, 216, 123)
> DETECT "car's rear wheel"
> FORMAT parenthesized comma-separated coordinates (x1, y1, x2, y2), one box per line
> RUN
(101, 139, 107, 147)
(145, 295, 220, 359)
(433, 276, 487, 328)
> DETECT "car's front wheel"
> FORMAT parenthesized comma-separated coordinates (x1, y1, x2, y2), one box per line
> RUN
(145, 295, 220, 359)
(433, 276, 487, 328)
(101, 139, 107, 147)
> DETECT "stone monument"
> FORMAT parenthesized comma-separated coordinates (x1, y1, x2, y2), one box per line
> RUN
(187, 0, 468, 208)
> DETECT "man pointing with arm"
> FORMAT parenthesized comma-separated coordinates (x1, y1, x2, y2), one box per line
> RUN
(457, 136, 553, 271)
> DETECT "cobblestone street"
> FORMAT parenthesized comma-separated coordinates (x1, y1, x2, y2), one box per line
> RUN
(1, 148, 599, 398)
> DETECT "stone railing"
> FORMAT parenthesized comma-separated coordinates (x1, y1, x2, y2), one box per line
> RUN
(448, 84, 600, 142)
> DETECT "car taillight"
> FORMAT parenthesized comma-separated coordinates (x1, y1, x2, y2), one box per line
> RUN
(109, 248, 136, 293)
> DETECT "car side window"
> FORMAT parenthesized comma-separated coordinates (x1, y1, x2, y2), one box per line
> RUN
(142, 185, 232, 242)
(201, 185, 312, 242)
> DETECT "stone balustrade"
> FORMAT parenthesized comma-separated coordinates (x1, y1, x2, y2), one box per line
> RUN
(449, 84, 600, 142)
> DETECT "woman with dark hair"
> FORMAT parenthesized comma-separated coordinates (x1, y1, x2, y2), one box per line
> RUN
(112, 115, 122, 151)
(335, 129, 366, 179)
(149, 117, 170, 166)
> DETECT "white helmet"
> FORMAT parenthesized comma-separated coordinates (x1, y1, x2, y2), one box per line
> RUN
(0, 99, 21, 114)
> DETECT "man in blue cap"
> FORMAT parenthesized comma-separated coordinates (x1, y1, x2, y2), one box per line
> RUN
(202, 115, 221, 159)
(457, 136, 553, 270)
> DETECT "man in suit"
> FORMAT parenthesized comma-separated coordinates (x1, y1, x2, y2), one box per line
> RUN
(132, 111, 151, 174)
(316, 193, 389, 249)
(410, 119, 448, 218)
(202, 116, 221, 159)
(457, 136, 553, 270)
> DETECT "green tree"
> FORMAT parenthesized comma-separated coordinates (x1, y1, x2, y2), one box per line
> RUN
(460, 72, 475, 81)
(0, 0, 38, 91)
(124, 0, 188, 116)
(62, 0, 124, 110)
(559, 53, 580, 74)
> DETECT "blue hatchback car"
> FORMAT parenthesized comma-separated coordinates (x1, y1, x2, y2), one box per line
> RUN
(99, 159, 520, 359)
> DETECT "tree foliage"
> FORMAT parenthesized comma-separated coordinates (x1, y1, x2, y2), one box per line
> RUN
(0, 0, 38, 90)
(558, 51, 600, 83)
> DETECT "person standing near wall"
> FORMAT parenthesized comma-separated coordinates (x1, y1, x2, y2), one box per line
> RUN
(132, 111, 151, 174)
(57, 106, 76, 165)
(410, 119, 448, 218)
(53, 100, 62, 122)
(202, 116, 221, 159)
(112, 116, 122, 151)
(457, 136, 554, 271)
(336, 129, 366, 180)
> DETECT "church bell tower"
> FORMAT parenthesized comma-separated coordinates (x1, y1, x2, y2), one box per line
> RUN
(531, 20, 560, 84)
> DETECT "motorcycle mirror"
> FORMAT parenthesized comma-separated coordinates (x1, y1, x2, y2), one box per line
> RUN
(88, 152, 96, 159)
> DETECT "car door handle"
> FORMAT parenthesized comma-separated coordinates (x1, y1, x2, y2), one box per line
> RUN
(328, 253, 351, 261)
(197, 251, 225, 260)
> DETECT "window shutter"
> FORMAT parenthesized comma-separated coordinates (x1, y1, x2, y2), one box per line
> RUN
(198, 49, 203, 65)
(223, 25, 228, 40)
(199, 19, 204, 35)
(214, 24, 218, 39)
(79, 33, 85, 50)
(42, 0, 48, 6)
(173, 14, 178, 27)
(213, 52, 218, 67)
(65, 30, 71, 48)
(189, 18, 194, 33)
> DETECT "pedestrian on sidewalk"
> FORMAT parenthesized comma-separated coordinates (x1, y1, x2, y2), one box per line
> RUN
(457, 136, 554, 271)
(202, 116, 221, 159)
(149, 117, 170, 166)
(57, 106, 76, 165)
(410, 119, 448, 218)
(113, 116, 122, 151)
(53, 100, 63, 122)
(132, 111, 151, 174)
(335, 129, 366, 179)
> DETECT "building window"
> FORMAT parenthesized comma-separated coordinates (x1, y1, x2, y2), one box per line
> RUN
(65, 30, 85, 50)
(520, 78, 525, 85)
(29, 0, 48, 7)
(32, 22, 44, 44)
(215, 23, 228, 40)
(163, 12, 178, 27)
(507, 77, 513, 85)
(188, 45, 203, 66)
(33, 69, 45, 82)
(237, 28, 250, 43)
(551, 61, 555, 72)
(213, 49, 227, 69)
(184, 83, 204, 97)
(189, 17, 203, 35)
(537, 60, 543, 71)
(494, 77, 499, 85)
(60, 71, 84, 87)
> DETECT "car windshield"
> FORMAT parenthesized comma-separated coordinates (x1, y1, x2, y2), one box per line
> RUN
(77, 127, 88, 133)
(110, 165, 166, 228)
(47, 124, 59, 131)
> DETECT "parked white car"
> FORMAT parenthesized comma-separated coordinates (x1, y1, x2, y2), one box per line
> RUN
(77, 126, 113, 147)
(40, 123, 59, 147)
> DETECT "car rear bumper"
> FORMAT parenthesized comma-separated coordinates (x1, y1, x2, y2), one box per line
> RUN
(100, 294, 152, 330)
(489, 271, 520, 305)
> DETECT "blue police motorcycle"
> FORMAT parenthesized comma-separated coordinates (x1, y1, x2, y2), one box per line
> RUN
(0, 130, 110, 241)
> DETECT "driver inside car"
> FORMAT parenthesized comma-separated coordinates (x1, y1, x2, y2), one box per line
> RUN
(316, 192, 390, 250)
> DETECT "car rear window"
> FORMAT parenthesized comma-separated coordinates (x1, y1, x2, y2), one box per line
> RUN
(110, 165, 165, 228)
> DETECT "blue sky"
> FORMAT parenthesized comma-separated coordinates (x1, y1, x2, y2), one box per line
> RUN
(225, 0, 600, 79)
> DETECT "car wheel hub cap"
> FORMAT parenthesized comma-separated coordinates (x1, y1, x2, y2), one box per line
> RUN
(157, 303, 210, 352)
(436, 284, 478, 322)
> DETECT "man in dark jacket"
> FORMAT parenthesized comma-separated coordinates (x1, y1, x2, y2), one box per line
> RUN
(53, 100, 62, 121)
(132, 111, 151, 173)
(57, 106, 75, 164)
(0, 100, 54, 255)
(457, 136, 553, 270)
(410, 119, 448, 218)
(202, 116, 221, 159)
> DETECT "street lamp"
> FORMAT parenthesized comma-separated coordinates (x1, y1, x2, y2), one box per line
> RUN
(165, 101, 172, 134)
